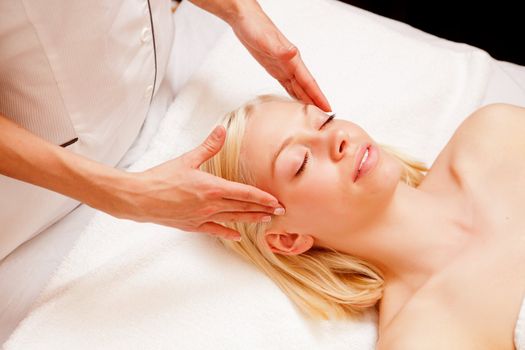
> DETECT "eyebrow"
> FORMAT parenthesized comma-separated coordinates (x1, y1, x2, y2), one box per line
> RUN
(271, 104, 309, 178)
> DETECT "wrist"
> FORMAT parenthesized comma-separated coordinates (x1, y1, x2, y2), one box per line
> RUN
(58, 152, 134, 217)
(190, 0, 261, 25)
(227, 1, 262, 25)
(0, 114, 138, 220)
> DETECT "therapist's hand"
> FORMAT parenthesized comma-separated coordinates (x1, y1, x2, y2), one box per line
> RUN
(189, 0, 330, 111)
(0, 115, 281, 242)
(120, 126, 283, 240)
(229, 2, 332, 112)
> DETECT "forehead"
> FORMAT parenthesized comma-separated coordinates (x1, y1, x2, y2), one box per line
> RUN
(248, 100, 305, 130)
(240, 100, 305, 190)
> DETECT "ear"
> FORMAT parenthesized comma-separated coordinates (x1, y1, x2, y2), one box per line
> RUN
(264, 231, 314, 256)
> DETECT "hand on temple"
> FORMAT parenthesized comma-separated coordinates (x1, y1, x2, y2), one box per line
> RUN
(0, 115, 282, 241)
(230, 3, 332, 112)
(124, 126, 283, 240)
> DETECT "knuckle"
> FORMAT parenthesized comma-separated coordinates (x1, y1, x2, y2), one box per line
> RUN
(200, 206, 216, 217)
(206, 187, 223, 199)
(201, 140, 215, 154)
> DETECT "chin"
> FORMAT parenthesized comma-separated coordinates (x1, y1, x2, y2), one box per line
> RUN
(341, 147, 402, 232)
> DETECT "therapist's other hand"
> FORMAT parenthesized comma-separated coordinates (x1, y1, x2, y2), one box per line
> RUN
(229, 3, 332, 112)
(0, 114, 281, 242)
(120, 126, 283, 241)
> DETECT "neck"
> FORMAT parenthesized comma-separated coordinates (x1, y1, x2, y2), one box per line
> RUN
(340, 182, 473, 293)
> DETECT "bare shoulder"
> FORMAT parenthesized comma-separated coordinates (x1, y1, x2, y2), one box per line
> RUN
(450, 103, 525, 162)
(434, 103, 525, 187)
(422, 103, 525, 190)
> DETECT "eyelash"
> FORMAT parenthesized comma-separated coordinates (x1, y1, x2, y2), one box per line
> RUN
(296, 153, 309, 176)
(295, 114, 336, 176)
(320, 113, 335, 129)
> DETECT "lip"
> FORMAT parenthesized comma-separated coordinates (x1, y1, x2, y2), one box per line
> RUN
(352, 143, 378, 182)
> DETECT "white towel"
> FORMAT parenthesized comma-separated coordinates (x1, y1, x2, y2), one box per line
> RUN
(516, 297, 525, 350)
(5, 0, 492, 348)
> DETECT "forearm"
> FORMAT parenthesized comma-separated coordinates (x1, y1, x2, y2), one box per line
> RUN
(188, 0, 261, 24)
(0, 114, 132, 214)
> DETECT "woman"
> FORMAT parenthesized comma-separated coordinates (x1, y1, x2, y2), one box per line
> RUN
(201, 95, 525, 349)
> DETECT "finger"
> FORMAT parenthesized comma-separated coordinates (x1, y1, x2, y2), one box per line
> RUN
(184, 126, 226, 168)
(293, 60, 332, 112)
(211, 212, 272, 224)
(198, 222, 241, 241)
(218, 180, 280, 208)
(212, 177, 280, 207)
(291, 77, 314, 105)
(279, 79, 298, 100)
(215, 198, 283, 215)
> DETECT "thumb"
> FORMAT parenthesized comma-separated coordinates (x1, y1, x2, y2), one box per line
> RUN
(186, 125, 226, 168)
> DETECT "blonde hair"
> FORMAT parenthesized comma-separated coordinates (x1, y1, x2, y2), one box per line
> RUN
(201, 95, 427, 319)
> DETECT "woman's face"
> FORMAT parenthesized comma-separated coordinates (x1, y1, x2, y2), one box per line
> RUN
(241, 99, 403, 252)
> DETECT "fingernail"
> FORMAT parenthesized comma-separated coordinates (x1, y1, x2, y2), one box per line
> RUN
(261, 216, 272, 223)
(273, 207, 285, 215)
(233, 235, 242, 242)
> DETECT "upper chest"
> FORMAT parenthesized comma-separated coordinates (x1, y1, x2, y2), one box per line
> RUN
(380, 106, 525, 347)
(379, 195, 525, 349)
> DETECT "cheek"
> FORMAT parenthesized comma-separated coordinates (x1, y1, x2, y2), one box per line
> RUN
(298, 165, 343, 201)
(284, 172, 348, 233)
(277, 151, 403, 235)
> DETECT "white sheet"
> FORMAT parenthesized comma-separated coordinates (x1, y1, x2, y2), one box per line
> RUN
(2, 0, 525, 347)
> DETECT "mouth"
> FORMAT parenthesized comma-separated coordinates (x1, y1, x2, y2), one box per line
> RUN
(353, 144, 377, 182)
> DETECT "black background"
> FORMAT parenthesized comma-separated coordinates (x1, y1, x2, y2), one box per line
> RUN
(336, 0, 524, 65)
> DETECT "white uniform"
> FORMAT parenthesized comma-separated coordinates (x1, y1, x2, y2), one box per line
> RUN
(0, 0, 174, 261)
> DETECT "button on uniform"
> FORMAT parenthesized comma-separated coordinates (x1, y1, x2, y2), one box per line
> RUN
(145, 84, 153, 98)
(141, 27, 151, 43)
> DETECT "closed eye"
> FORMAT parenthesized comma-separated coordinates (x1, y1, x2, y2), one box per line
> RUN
(295, 114, 335, 177)
(320, 114, 336, 130)
(296, 152, 309, 176)
(294, 114, 336, 177)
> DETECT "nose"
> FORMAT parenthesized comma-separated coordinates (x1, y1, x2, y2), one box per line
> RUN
(330, 129, 349, 161)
